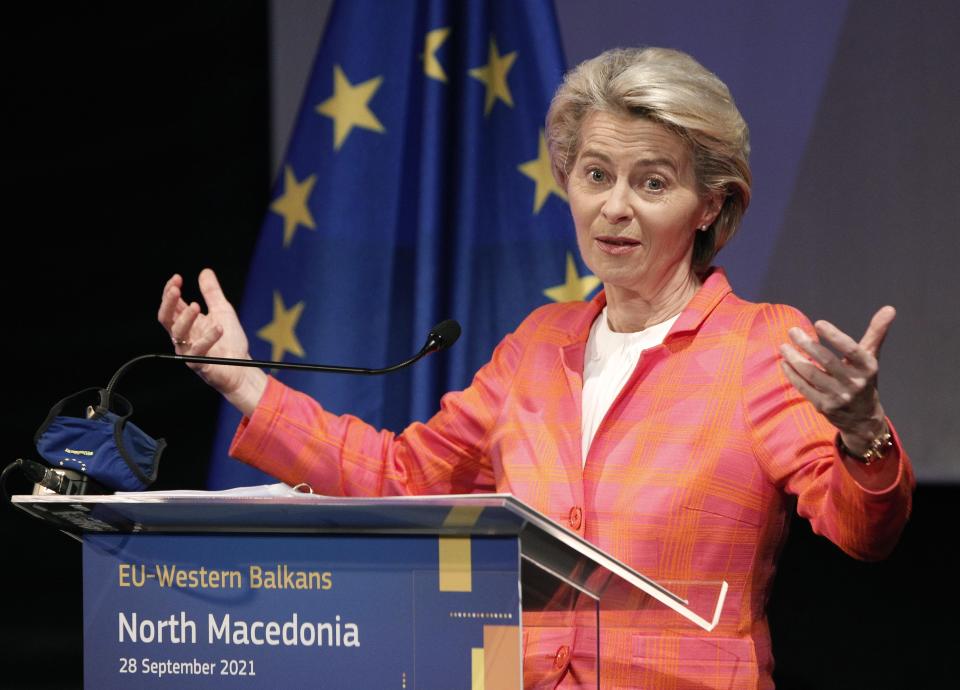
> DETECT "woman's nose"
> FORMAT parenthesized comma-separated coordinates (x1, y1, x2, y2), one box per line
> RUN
(600, 181, 633, 224)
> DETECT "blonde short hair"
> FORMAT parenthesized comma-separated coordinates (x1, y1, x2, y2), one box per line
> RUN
(546, 47, 752, 271)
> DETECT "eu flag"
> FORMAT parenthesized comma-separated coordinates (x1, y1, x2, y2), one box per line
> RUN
(208, 0, 598, 488)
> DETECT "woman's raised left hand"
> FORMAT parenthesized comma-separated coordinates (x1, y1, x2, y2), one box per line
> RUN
(779, 306, 896, 456)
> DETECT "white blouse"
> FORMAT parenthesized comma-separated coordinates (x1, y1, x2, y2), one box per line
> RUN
(581, 307, 679, 467)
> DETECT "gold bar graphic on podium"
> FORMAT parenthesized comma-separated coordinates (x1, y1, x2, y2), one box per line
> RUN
(438, 506, 484, 592)
(471, 647, 485, 690)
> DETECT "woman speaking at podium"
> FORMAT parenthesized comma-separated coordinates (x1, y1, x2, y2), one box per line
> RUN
(158, 47, 914, 689)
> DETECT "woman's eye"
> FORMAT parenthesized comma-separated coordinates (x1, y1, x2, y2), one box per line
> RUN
(589, 169, 605, 182)
(645, 177, 665, 191)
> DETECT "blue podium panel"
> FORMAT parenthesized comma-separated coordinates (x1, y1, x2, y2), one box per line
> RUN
(83, 533, 520, 689)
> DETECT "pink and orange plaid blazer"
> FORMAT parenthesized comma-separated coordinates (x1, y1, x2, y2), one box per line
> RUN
(231, 269, 914, 689)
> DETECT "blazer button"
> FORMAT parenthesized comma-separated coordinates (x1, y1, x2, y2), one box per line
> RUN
(554, 644, 570, 670)
(568, 506, 582, 530)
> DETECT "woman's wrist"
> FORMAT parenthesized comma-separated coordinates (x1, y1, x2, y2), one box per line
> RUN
(224, 368, 269, 417)
(838, 415, 893, 465)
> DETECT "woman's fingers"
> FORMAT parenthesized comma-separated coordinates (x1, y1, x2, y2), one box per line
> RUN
(779, 359, 827, 409)
(171, 302, 202, 348)
(198, 268, 229, 310)
(858, 305, 896, 357)
(780, 309, 894, 438)
(157, 274, 183, 329)
(156, 270, 253, 400)
(786, 327, 852, 384)
(779, 343, 851, 406)
(813, 320, 877, 378)
(190, 321, 224, 356)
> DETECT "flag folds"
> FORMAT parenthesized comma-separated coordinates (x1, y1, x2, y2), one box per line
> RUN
(209, 0, 596, 488)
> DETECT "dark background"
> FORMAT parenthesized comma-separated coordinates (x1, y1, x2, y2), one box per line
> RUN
(2, 3, 954, 688)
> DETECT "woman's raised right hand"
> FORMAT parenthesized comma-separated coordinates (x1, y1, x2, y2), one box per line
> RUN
(157, 268, 267, 416)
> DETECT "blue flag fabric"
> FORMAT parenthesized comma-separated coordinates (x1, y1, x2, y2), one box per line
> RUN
(208, 0, 595, 488)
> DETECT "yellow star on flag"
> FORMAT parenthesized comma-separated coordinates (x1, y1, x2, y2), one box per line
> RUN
(315, 65, 385, 150)
(270, 165, 317, 247)
(544, 252, 601, 302)
(468, 37, 517, 116)
(422, 27, 451, 82)
(256, 291, 306, 362)
(518, 130, 567, 213)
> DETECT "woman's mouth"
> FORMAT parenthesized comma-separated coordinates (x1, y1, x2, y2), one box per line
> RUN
(595, 235, 641, 255)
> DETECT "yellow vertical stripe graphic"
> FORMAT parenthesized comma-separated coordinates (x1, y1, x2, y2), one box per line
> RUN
(438, 506, 483, 592)
(438, 536, 472, 591)
(471, 647, 485, 690)
(442, 505, 485, 527)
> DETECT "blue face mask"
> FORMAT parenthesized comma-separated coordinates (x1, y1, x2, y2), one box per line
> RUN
(34, 388, 164, 492)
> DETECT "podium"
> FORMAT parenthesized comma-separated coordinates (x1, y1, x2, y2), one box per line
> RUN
(13, 490, 727, 689)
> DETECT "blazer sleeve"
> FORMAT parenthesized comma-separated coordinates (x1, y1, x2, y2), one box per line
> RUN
(228, 311, 540, 497)
(742, 303, 915, 560)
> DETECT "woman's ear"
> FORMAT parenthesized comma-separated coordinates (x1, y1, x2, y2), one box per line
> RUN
(699, 191, 723, 229)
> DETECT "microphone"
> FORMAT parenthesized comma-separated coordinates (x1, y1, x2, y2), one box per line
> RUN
(422, 318, 461, 354)
(97, 319, 462, 413)
(16, 320, 461, 498)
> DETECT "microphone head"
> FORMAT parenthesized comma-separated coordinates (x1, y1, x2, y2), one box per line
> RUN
(427, 319, 461, 353)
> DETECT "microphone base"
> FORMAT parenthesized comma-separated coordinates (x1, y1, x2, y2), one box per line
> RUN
(32, 468, 110, 496)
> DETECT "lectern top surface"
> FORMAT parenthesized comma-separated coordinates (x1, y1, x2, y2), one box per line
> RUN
(12, 489, 727, 632)
(12, 490, 531, 535)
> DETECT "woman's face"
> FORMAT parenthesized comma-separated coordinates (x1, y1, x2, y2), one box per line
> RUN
(567, 111, 718, 297)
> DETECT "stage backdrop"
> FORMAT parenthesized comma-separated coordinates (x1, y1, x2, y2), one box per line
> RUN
(207, 0, 582, 487)
(255, 0, 959, 484)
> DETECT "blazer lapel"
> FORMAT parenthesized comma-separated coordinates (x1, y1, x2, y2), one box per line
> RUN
(559, 291, 606, 473)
